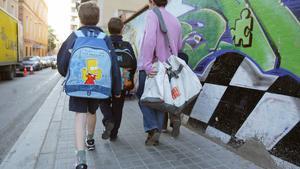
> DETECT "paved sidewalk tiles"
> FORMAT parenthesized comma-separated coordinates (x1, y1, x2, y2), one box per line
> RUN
(1, 79, 264, 169)
(37, 89, 263, 169)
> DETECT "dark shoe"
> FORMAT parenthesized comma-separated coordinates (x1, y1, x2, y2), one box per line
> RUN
(145, 139, 159, 146)
(145, 129, 160, 146)
(102, 122, 114, 140)
(85, 138, 95, 151)
(171, 117, 181, 138)
(145, 132, 152, 145)
(110, 135, 118, 141)
(161, 129, 168, 133)
(76, 163, 87, 169)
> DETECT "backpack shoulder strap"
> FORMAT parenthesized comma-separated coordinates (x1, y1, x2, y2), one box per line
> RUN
(152, 7, 174, 55)
(97, 32, 106, 40)
(115, 40, 127, 48)
(153, 7, 168, 34)
(74, 30, 85, 38)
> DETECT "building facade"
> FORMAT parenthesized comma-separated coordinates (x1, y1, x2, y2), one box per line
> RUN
(0, 0, 19, 18)
(19, 0, 48, 57)
(98, 0, 147, 29)
(70, 0, 80, 32)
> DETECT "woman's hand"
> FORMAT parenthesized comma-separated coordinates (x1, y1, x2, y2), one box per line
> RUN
(147, 70, 158, 78)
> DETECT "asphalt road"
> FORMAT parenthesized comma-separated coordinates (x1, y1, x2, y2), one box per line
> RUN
(0, 68, 61, 163)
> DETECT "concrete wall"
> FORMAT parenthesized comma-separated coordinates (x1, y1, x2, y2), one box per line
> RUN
(123, 0, 300, 168)
(98, 0, 146, 29)
(188, 50, 300, 168)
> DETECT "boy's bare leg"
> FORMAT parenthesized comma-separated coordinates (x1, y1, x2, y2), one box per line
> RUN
(87, 112, 96, 138)
(85, 112, 96, 151)
(75, 113, 87, 164)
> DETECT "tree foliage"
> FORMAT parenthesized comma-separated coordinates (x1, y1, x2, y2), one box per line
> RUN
(48, 26, 58, 52)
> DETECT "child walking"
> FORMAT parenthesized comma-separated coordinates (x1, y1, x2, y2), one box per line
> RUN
(57, 2, 121, 169)
(99, 17, 137, 141)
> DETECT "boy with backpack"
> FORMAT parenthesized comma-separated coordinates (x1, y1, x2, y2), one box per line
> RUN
(57, 2, 121, 169)
(99, 17, 137, 141)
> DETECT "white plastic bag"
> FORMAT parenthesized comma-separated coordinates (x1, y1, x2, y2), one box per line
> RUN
(141, 55, 202, 114)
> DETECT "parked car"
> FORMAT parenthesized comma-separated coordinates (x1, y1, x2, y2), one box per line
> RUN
(40, 56, 52, 68)
(40, 57, 48, 68)
(50, 56, 57, 69)
(46, 57, 53, 67)
(19, 57, 42, 71)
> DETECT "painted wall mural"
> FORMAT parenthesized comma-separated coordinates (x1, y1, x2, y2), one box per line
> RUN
(180, 0, 300, 76)
(123, 0, 300, 168)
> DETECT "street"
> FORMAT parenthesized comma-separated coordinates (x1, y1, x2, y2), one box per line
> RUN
(0, 68, 61, 163)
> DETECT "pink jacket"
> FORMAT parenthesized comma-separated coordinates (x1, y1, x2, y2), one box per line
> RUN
(138, 7, 183, 74)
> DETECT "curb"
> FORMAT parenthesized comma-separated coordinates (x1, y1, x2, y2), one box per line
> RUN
(0, 78, 63, 169)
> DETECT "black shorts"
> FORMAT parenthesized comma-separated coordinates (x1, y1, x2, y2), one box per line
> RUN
(69, 97, 99, 114)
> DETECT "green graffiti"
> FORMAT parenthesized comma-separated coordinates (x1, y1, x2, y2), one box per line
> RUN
(179, 9, 227, 68)
(231, 8, 253, 47)
(124, 0, 300, 77)
(182, 0, 300, 76)
(248, 0, 300, 77)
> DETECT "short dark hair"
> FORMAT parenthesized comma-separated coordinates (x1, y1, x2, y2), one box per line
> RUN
(78, 2, 99, 26)
(152, 0, 168, 7)
(108, 17, 124, 34)
(80, 0, 91, 3)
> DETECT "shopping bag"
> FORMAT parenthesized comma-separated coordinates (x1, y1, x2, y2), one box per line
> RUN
(140, 61, 170, 106)
(167, 55, 202, 109)
(140, 55, 202, 114)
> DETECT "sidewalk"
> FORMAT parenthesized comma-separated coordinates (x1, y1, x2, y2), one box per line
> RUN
(1, 79, 263, 169)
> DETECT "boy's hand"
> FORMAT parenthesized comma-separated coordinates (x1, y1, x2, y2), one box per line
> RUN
(124, 80, 134, 90)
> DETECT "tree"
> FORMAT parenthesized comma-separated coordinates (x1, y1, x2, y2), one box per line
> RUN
(48, 26, 58, 53)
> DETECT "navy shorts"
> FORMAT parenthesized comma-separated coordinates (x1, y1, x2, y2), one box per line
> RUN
(69, 97, 99, 114)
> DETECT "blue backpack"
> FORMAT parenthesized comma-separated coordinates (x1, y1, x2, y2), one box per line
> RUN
(64, 30, 112, 99)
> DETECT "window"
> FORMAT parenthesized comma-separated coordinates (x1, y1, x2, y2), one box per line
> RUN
(30, 20, 34, 40)
(38, 25, 41, 39)
(10, 5, 14, 16)
(71, 25, 77, 31)
(35, 1, 39, 13)
(26, 47, 28, 56)
(71, 16, 76, 22)
(25, 16, 29, 34)
(3, 0, 7, 9)
(39, 8, 42, 18)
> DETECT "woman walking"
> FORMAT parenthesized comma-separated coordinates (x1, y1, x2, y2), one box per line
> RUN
(136, 0, 183, 146)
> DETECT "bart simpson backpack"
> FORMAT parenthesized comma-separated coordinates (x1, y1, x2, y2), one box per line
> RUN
(64, 30, 112, 99)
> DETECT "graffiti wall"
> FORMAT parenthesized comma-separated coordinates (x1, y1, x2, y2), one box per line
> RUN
(181, 0, 300, 76)
(124, 0, 300, 168)
(124, 0, 300, 77)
